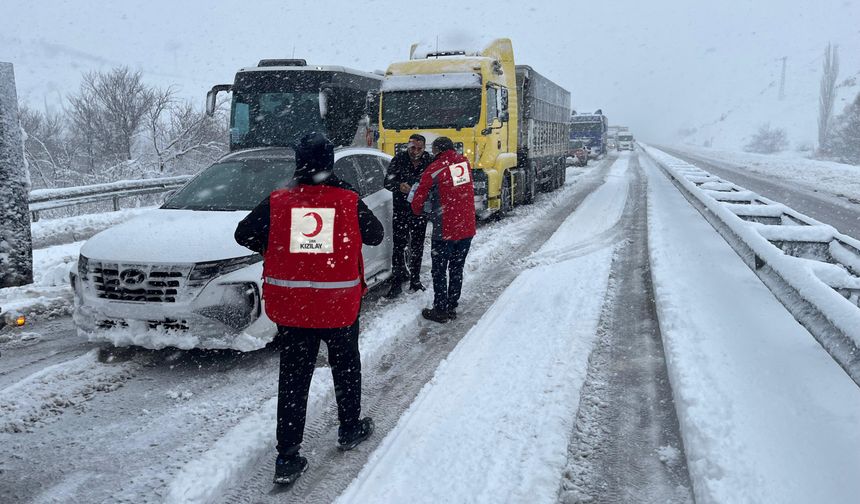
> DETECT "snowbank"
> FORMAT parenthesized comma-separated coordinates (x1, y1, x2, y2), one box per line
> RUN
(643, 152, 860, 504)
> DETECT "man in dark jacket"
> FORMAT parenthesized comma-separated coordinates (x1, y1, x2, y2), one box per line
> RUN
(234, 132, 384, 486)
(384, 133, 432, 298)
(410, 136, 476, 323)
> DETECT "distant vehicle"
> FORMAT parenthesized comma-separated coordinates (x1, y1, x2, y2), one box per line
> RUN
(206, 59, 382, 151)
(378, 38, 571, 218)
(617, 132, 635, 151)
(607, 138, 617, 150)
(569, 140, 589, 166)
(71, 147, 394, 352)
(570, 110, 608, 159)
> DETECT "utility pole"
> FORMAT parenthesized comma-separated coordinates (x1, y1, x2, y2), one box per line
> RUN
(778, 56, 787, 101)
(0, 62, 33, 287)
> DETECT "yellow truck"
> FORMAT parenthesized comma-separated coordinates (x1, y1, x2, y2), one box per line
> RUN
(377, 38, 570, 217)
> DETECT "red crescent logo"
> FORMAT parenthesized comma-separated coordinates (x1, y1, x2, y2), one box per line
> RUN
(302, 212, 324, 237)
(454, 164, 465, 177)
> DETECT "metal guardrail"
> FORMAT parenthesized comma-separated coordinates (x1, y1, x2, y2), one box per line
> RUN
(28, 175, 192, 221)
(643, 144, 860, 387)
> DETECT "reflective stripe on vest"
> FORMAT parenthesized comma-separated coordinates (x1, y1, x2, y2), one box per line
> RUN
(264, 276, 361, 289)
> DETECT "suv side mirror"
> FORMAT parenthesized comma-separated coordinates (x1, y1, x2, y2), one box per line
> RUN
(206, 84, 232, 117)
(500, 110, 509, 123)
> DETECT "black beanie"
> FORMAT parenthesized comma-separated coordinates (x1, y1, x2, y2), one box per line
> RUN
(294, 132, 334, 183)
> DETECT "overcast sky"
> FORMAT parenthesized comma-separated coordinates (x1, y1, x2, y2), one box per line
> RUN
(2, 0, 859, 142)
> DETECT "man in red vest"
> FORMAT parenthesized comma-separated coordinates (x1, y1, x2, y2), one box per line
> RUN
(235, 133, 383, 486)
(410, 136, 477, 323)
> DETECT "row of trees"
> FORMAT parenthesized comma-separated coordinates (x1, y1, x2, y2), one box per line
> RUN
(21, 67, 228, 190)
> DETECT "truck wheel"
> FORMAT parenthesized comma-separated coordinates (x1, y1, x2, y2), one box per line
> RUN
(524, 162, 537, 204)
(499, 173, 513, 216)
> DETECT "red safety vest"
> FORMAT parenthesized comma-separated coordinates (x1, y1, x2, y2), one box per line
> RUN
(263, 184, 364, 328)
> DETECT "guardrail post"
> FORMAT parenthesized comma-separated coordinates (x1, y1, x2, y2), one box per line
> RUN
(112, 195, 119, 211)
(0, 62, 33, 287)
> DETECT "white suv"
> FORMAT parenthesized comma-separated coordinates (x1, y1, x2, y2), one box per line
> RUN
(71, 147, 394, 351)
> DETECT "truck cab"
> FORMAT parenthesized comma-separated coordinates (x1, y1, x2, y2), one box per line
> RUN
(378, 39, 519, 218)
(206, 59, 382, 151)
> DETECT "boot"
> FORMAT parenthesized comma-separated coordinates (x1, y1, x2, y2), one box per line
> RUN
(273, 453, 308, 485)
(409, 280, 426, 292)
(447, 308, 457, 320)
(338, 417, 374, 451)
(422, 307, 449, 323)
(385, 280, 403, 299)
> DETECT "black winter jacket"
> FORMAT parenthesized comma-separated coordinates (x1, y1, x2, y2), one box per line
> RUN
(234, 174, 384, 254)
(384, 151, 432, 210)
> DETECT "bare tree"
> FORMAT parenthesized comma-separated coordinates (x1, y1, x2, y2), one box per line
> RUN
(745, 123, 788, 154)
(67, 67, 156, 168)
(146, 94, 228, 174)
(818, 43, 839, 153)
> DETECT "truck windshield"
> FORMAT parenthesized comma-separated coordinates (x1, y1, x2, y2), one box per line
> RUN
(571, 123, 604, 135)
(618, 135, 633, 141)
(382, 89, 481, 130)
(163, 158, 296, 211)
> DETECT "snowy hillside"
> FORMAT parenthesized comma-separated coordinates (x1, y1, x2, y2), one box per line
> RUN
(680, 48, 860, 152)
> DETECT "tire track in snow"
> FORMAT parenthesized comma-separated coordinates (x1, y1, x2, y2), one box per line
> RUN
(558, 153, 694, 504)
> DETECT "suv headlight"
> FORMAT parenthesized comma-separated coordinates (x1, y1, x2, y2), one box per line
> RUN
(189, 254, 262, 283)
(77, 255, 89, 282)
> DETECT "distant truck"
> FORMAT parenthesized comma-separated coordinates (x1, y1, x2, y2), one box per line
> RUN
(377, 38, 570, 218)
(616, 131, 635, 151)
(570, 110, 608, 159)
(206, 59, 382, 151)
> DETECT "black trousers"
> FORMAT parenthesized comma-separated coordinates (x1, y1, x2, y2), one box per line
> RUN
(430, 237, 472, 312)
(391, 206, 428, 283)
(275, 319, 362, 457)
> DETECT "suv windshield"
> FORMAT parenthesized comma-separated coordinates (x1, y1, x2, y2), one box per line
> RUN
(163, 158, 295, 211)
(382, 89, 481, 130)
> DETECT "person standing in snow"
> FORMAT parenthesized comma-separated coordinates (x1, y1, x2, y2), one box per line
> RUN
(383, 133, 432, 298)
(234, 132, 383, 486)
(410, 136, 476, 323)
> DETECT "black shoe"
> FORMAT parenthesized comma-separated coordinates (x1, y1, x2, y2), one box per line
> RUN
(385, 282, 403, 299)
(409, 281, 426, 292)
(447, 308, 457, 320)
(338, 417, 374, 451)
(422, 308, 449, 323)
(273, 454, 308, 485)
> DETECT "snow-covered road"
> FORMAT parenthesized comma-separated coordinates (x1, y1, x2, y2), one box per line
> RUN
(3, 148, 860, 504)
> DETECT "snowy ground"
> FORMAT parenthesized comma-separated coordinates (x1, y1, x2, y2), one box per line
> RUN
(3, 149, 860, 503)
(668, 144, 860, 203)
(335, 158, 629, 503)
(642, 150, 860, 503)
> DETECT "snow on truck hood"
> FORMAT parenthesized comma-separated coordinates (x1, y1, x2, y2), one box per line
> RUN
(80, 209, 253, 264)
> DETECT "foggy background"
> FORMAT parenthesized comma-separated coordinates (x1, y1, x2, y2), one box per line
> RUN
(2, 0, 858, 145)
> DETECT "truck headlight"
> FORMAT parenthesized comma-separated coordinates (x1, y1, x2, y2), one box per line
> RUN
(189, 254, 262, 284)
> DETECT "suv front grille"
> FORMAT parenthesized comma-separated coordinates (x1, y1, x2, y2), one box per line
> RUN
(89, 262, 193, 303)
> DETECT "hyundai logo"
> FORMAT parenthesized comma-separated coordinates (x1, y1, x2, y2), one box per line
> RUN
(119, 268, 146, 286)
